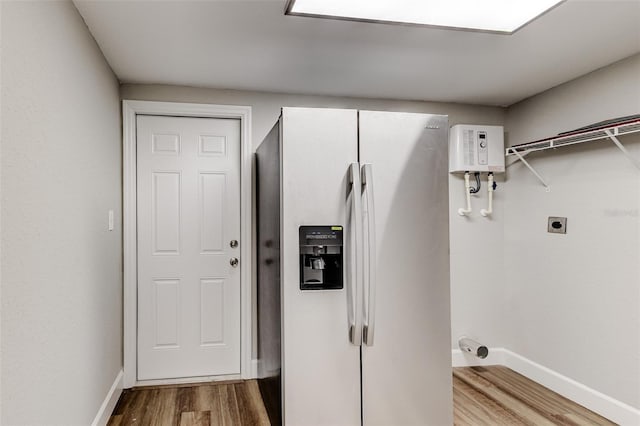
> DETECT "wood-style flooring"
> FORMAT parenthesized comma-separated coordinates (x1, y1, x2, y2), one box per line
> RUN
(453, 366, 615, 425)
(107, 380, 269, 426)
(109, 367, 614, 425)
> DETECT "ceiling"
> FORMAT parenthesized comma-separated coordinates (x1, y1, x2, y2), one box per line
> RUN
(73, 0, 640, 107)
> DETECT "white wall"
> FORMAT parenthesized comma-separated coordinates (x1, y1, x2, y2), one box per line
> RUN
(120, 84, 506, 358)
(449, 171, 507, 350)
(504, 54, 640, 408)
(1, 2, 122, 425)
(121, 84, 505, 154)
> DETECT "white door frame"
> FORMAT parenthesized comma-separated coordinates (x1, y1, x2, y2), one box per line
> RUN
(122, 100, 252, 388)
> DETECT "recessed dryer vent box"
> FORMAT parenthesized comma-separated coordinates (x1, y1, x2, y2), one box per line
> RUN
(449, 125, 505, 173)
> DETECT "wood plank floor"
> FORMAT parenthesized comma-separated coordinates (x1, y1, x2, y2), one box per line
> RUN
(107, 380, 270, 426)
(109, 368, 614, 425)
(453, 366, 615, 426)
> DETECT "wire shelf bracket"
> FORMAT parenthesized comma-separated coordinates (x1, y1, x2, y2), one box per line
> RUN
(505, 117, 640, 190)
(511, 149, 551, 191)
(604, 128, 640, 170)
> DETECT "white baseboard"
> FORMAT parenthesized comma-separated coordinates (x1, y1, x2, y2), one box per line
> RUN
(452, 348, 640, 425)
(91, 369, 123, 426)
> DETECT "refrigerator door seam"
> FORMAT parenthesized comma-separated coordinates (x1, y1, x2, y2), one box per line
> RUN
(361, 163, 377, 346)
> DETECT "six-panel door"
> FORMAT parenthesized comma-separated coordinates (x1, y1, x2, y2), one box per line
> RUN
(136, 115, 241, 380)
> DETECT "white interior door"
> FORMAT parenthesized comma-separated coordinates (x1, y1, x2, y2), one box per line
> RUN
(136, 114, 241, 381)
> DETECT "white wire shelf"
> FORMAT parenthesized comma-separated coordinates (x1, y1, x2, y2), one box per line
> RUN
(506, 117, 640, 156)
(505, 117, 640, 191)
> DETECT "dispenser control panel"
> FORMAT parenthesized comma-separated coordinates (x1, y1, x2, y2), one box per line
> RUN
(299, 226, 343, 290)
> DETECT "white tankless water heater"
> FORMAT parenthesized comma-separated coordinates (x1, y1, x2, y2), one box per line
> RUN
(449, 124, 505, 173)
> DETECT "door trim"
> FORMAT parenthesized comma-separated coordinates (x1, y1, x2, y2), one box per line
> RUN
(122, 100, 252, 388)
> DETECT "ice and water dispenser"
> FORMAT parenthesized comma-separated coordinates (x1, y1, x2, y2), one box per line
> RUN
(299, 226, 343, 290)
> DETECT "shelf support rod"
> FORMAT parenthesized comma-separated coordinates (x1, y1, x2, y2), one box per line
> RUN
(511, 149, 551, 191)
(604, 129, 640, 170)
(506, 149, 532, 167)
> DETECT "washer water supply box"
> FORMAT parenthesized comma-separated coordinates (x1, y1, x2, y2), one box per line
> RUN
(449, 125, 505, 173)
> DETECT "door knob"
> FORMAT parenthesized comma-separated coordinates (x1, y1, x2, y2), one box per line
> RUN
(230, 257, 239, 267)
(230, 239, 238, 248)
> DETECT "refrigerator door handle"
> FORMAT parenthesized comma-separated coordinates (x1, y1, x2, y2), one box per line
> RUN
(362, 163, 377, 346)
(348, 163, 364, 346)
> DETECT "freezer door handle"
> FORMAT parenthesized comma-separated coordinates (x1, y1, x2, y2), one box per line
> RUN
(348, 163, 364, 346)
(362, 163, 377, 346)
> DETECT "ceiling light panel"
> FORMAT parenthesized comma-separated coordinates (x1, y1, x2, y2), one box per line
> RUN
(286, 0, 565, 33)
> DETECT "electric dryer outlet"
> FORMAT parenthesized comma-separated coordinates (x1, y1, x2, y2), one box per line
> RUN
(548, 216, 567, 234)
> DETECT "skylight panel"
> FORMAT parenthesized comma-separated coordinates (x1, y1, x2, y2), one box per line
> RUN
(286, 0, 565, 34)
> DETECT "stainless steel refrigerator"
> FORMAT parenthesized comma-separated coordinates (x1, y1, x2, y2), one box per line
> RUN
(257, 107, 452, 426)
